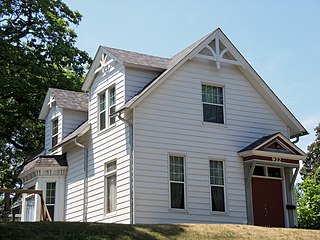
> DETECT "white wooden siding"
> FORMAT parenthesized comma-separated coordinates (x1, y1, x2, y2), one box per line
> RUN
(133, 59, 289, 224)
(84, 61, 131, 223)
(62, 110, 87, 138)
(125, 67, 162, 102)
(65, 146, 85, 222)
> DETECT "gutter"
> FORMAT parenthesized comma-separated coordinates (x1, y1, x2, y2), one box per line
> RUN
(117, 110, 134, 224)
(73, 138, 88, 222)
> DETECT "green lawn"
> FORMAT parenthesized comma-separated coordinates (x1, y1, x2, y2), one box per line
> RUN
(0, 222, 319, 240)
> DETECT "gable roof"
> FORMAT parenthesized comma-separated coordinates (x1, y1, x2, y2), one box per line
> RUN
(238, 132, 306, 159)
(39, 88, 88, 120)
(82, 28, 307, 138)
(119, 28, 307, 138)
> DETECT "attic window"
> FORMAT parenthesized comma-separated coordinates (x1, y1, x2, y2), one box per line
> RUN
(51, 118, 59, 147)
(202, 84, 224, 124)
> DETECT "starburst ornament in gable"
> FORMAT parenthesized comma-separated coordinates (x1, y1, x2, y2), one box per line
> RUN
(96, 53, 112, 74)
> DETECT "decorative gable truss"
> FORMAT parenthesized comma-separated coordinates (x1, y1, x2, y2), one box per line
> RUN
(94, 51, 118, 77)
(193, 35, 243, 69)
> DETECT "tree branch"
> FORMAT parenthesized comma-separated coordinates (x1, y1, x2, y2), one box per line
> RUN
(0, 132, 25, 150)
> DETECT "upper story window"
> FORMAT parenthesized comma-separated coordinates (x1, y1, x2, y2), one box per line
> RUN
(46, 182, 56, 220)
(105, 161, 117, 214)
(51, 118, 58, 147)
(99, 85, 116, 131)
(169, 155, 186, 210)
(202, 84, 224, 124)
(210, 160, 225, 212)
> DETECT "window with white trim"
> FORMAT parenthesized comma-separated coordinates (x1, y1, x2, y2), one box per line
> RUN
(51, 118, 58, 147)
(105, 161, 117, 214)
(210, 160, 225, 212)
(202, 84, 224, 124)
(169, 155, 185, 209)
(98, 85, 116, 131)
(46, 182, 56, 220)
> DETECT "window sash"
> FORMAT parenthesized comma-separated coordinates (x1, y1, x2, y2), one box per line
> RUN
(99, 93, 106, 130)
(106, 174, 117, 213)
(105, 161, 117, 214)
(210, 160, 225, 212)
(109, 86, 116, 126)
(169, 155, 185, 209)
(51, 119, 59, 147)
(46, 182, 56, 205)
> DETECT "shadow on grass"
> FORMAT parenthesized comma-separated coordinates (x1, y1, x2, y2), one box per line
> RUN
(0, 222, 185, 240)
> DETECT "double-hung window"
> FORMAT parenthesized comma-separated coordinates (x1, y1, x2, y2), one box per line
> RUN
(99, 85, 116, 131)
(210, 160, 225, 212)
(202, 84, 224, 124)
(46, 182, 56, 220)
(105, 161, 117, 214)
(51, 118, 58, 147)
(169, 155, 185, 209)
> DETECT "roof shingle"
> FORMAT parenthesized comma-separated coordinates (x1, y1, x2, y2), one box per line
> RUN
(103, 46, 171, 70)
(50, 88, 88, 112)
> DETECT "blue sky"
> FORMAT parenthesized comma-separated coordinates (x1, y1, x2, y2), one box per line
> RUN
(65, 0, 320, 152)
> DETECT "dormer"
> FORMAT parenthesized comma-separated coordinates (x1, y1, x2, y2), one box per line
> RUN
(39, 88, 88, 154)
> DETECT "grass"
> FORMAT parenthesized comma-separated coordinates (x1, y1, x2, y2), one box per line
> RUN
(0, 222, 319, 240)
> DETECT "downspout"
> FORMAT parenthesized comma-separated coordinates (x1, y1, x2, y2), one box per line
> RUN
(74, 138, 88, 222)
(118, 112, 134, 224)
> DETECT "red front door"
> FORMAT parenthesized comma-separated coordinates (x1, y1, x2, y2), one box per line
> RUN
(251, 177, 285, 227)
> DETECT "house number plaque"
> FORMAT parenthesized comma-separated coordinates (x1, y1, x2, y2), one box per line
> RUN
(272, 157, 282, 162)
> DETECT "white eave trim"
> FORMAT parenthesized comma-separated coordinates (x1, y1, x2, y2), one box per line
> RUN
(239, 149, 306, 161)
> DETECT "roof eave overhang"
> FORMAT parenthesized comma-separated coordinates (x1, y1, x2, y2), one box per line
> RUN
(38, 90, 51, 120)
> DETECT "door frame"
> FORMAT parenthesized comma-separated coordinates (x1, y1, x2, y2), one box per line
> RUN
(251, 173, 288, 227)
(246, 163, 289, 227)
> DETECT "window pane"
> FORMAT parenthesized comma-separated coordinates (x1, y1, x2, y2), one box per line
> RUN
(210, 161, 224, 185)
(52, 119, 58, 135)
(171, 182, 185, 209)
(253, 166, 265, 176)
(109, 87, 115, 106)
(202, 85, 223, 104)
(100, 111, 106, 130)
(106, 161, 116, 173)
(211, 186, 225, 212)
(268, 167, 281, 178)
(99, 93, 106, 111)
(203, 104, 224, 124)
(52, 135, 58, 147)
(47, 205, 54, 221)
(107, 175, 117, 213)
(169, 156, 184, 182)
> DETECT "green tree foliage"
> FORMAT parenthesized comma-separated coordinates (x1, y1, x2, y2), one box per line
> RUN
(0, 0, 91, 213)
(296, 175, 320, 229)
(296, 124, 320, 229)
(300, 124, 320, 183)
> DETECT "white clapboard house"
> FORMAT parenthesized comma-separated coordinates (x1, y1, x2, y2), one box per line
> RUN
(19, 28, 308, 227)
